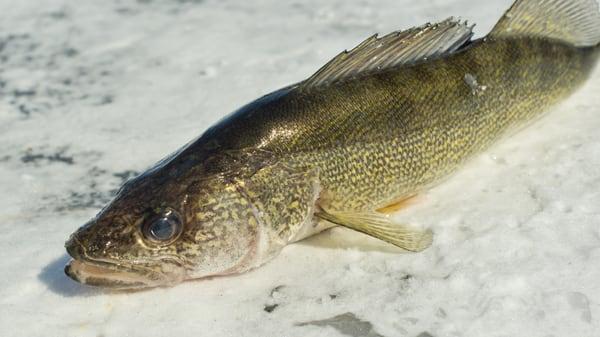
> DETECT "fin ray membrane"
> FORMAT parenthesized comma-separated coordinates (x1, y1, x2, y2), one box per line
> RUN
(301, 18, 474, 88)
(316, 210, 433, 252)
(489, 0, 600, 47)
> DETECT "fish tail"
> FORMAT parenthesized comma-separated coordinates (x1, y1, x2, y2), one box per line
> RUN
(489, 0, 600, 48)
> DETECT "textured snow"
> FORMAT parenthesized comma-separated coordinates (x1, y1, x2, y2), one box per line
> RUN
(1, 0, 599, 336)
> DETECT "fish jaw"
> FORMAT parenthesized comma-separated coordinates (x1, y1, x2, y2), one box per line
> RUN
(64, 236, 186, 290)
(65, 259, 157, 289)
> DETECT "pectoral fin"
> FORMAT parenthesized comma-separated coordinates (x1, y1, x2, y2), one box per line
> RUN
(315, 209, 433, 252)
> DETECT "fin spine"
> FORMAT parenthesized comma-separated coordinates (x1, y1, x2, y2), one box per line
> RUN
(301, 18, 474, 89)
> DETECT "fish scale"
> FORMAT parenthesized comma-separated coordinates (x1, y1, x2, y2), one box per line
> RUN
(230, 39, 595, 212)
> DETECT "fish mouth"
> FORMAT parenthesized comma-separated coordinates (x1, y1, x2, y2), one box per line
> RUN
(64, 259, 155, 289)
(64, 237, 184, 290)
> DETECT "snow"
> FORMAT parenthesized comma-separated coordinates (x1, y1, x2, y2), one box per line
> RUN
(1, 0, 599, 336)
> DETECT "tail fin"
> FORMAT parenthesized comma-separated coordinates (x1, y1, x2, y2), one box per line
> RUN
(489, 0, 600, 47)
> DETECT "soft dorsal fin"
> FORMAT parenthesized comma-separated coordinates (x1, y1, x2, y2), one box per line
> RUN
(489, 0, 600, 47)
(301, 18, 474, 89)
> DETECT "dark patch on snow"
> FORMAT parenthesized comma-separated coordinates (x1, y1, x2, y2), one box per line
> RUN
(21, 147, 75, 165)
(270, 285, 285, 297)
(52, 167, 140, 212)
(115, 7, 140, 15)
(264, 304, 278, 313)
(60, 189, 113, 211)
(296, 312, 385, 337)
(18, 104, 33, 116)
(0, 31, 117, 117)
(66, 167, 139, 210)
(263, 285, 285, 313)
(416, 332, 435, 337)
(54, 166, 111, 211)
(48, 10, 68, 20)
(95, 94, 114, 106)
(62, 47, 79, 58)
(13, 89, 36, 97)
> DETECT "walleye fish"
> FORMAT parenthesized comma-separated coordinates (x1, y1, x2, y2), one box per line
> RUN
(65, 0, 600, 289)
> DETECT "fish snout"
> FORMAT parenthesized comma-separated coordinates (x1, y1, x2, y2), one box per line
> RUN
(64, 232, 89, 284)
(64, 230, 188, 289)
(65, 232, 84, 259)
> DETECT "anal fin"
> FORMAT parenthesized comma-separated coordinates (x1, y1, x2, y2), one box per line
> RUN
(315, 209, 433, 252)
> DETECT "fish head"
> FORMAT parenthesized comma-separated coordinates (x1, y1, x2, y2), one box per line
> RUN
(65, 164, 262, 290)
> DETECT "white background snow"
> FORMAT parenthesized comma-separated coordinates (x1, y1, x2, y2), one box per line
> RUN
(1, 0, 599, 336)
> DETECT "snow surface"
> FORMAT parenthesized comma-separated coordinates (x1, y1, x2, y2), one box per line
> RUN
(1, 0, 599, 336)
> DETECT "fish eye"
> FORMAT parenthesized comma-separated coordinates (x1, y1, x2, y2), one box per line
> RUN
(142, 209, 183, 244)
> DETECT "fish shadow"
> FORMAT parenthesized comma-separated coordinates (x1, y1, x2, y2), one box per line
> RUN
(38, 254, 102, 297)
(36, 230, 405, 297)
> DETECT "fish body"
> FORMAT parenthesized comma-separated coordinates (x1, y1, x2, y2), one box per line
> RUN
(65, 0, 600, 288)
(208, 37, 598, 212)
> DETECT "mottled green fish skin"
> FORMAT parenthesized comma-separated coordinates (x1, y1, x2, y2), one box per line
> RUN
(202, 37, 599, 213)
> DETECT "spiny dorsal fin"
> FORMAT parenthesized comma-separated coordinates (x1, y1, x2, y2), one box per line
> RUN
(301, 18, 474, 89)
(489, 0, 600, 47)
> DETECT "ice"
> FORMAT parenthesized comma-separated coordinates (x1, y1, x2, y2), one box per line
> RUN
(1, 0, 600, 336)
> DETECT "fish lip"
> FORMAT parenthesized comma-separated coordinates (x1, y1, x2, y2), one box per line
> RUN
(64, 259, 158, 289)
(64, 235, 183, 289)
